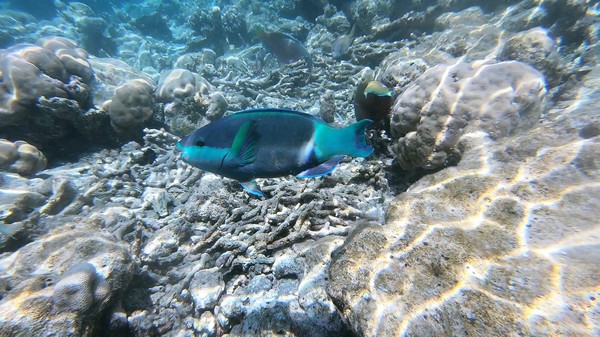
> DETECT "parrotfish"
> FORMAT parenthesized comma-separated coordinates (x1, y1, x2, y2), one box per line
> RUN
(363, 80, 394, 98)
(256, 29, 313, 71)
(177, 108, 373, 197)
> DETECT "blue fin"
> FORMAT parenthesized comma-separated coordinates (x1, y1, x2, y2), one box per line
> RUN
(296, 156, 345, 178)
(240, 180, 265, 197)
(229, 120, 259, 166)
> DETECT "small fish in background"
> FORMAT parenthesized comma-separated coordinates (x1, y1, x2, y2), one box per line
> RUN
(254, 27, 313, 71)
(363, 80, 394, 98)
(177, 108, 373, 197)
(332, 25, 356, 59)
(354, 80, 394, 137)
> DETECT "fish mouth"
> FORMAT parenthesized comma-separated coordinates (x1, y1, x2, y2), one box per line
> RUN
(175, 142, 189, 161)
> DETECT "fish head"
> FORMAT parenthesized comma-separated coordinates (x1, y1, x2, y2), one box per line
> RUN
(176, 130, 228, 172)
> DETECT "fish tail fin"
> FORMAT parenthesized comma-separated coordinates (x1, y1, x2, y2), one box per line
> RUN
(346, 119, 374, 157)
(315, 119, 374, 159)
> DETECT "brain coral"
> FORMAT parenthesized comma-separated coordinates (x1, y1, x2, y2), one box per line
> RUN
(53, 262, 111, 313)
(390, 60, 547, 170)
(156, 68, 201, 102)
(498, 27, 564, 86)
(37, 36, 94, 83)
(0, 139, 47, 175)
(0, 37, 93, 126)
(103, 79, 155, 130)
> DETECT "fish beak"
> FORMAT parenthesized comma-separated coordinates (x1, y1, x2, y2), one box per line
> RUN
(176, 142, 189, 161)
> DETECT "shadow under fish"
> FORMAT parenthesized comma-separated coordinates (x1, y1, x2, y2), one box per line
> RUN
(256, 29, 313, 72)
(177, 108, 373, 197)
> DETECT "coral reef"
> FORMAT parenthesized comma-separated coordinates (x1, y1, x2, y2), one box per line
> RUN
(498, 27, 565, 86)
(103, 79, 155, 133)
(390, 60, 547, 170)
(58, 2, 116, 56)
(0, 139, 46, 176)
(0, 37, 113, 159)
(53, 262, 111, 313)
(328, 82, 600, 335)
(0, 1, 598, 336)
(157, 69, 228, 136)
(156, 69, 204, 103)
(0, 228, 133, 336)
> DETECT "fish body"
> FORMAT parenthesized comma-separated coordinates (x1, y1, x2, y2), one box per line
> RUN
(364, 80, 394, 98)
(257, 30, 313, 71)
(332, 25, 356, 59)
(177, 108, 373, 196)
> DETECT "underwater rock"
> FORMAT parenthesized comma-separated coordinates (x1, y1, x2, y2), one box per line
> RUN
(189, 268, 225, 312)
(58, 2, 115, 56)
(319, 90, 336, 124)
(221, 6, 249, 46)
(315, 9, 351, 34)
(39, 177, 77, 216)
(174, 49, 218, 78)
(329, 81, 600, 336)
(132, 12, 173, 41)
(498, 27, 565, 86)
(140, 226, 182, 267)
(141, 187, 172, 218)
(0, 44, 75, 121)
(205, 92, 228, 121)
(0, 14, 27, 49)
(0, 228, 133, 336)
(158, 71, 224, 136)
(37, 36, 94, 84)
(498, 0, 589, 45)
(390, 60, 547, 170)
(188, 6, 229, 55)
(0, 171, 46, 233)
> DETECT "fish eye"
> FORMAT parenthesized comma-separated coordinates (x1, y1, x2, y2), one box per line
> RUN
(195, 140, 205, 147)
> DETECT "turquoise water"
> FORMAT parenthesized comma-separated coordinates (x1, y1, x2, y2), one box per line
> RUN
(0, 1, 599, 336)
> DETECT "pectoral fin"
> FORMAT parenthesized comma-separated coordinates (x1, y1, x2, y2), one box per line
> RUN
(229, 120, 259, 166)
(240, 180, 264, 197)
(296, 156, 344, 178)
